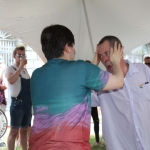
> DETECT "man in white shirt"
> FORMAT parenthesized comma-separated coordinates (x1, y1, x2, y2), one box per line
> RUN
(5, 46, 32, 150)
(95, 36, 150, 150)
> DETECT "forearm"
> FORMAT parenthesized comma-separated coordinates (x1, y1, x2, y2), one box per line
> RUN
(112, 62, 123, 78)
(103, 63, 124, 90)
(7, 67, 22, 84)
(112, 62, 124, 86)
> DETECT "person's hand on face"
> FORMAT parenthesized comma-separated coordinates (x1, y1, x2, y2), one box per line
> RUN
(110, 42, 124, 65)
(19, 57, 27, 69)
(92, 49, 101, 66)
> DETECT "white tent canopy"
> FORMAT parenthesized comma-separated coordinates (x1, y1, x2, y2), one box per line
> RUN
(0, 0, 150, 63)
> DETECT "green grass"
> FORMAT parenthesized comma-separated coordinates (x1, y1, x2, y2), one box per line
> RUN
(90, 135, 106, 150)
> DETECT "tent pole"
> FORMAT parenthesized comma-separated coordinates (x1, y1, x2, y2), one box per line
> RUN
(82, 0, 95, 55)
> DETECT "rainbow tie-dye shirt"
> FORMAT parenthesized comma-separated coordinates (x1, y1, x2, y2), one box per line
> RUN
(29, 59, 109, 150)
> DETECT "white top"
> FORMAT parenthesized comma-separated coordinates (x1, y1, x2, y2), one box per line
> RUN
(91, 90, 99, 107)
(95, 62, 150, 150)
(5, 65, 30, 97)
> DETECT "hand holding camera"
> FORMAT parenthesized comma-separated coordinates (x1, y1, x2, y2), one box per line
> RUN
(18, 55, 27, 69)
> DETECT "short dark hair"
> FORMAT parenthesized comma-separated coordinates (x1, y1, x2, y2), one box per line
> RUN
(13, 46, 25, 57)
(41, 24, 75, 60)
(144, 56, 150, 60)
(98, 36, 122, 48)
(85, 60, 91, 63)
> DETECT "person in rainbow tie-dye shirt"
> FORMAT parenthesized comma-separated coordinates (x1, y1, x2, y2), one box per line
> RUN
(29, 24, 124, 150)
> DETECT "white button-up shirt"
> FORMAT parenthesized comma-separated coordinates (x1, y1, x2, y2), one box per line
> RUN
(91, 90, 99, 107)
(96, 62, 150, 150)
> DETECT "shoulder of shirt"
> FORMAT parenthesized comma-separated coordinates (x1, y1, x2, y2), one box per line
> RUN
(74, 60, 96, 68)
(75, 60, 85, 64)
(6, 64, 17, 69)
(32, 67, 41, 75)
(73, 60, 84, 64)
(128, 62, 150, 75)
(6, 65, 14, 69)
(131, 62, 148, 69)
(5, 65, 15, 72)
(68, 60, 85, 66)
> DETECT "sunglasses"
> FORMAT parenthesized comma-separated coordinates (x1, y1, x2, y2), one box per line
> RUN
(16, 54, 26, 58)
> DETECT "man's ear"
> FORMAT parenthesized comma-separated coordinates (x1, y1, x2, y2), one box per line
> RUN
(64, 44, 70, 53)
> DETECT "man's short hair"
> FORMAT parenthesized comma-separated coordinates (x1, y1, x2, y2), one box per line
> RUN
(98, 36, 122, 48)
(144, 56, 150, 60)
(85, 60, 91, 63)
(41, 24, 75, 60)
(13, 46, 25, 57)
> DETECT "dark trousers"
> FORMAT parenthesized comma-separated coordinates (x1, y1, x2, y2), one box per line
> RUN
(91, 107, 99, 142)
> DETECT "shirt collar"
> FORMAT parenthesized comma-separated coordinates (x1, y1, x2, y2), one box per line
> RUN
(125, 60, 139, 77)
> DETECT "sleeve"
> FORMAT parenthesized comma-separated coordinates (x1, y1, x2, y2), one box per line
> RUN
(5, 66, 15, 76)
(91, 90, 100, 107)
(84, 62, 109, 92)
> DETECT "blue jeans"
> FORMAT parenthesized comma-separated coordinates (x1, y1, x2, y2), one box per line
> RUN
(10, 98, 32, 129)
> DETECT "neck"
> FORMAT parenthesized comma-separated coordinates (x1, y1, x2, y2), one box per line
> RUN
(59, 55, 70, 61)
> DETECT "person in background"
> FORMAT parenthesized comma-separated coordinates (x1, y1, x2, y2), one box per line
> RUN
(29, 24, 124, 150)
(5, 46, 32, 150)
(95, 35, 150, 150)
(144, 55, 150, 68)
(85, 60, 103, 147)
(0, 56, 7, 147)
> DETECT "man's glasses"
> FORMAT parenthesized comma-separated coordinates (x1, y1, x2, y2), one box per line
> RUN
(16, 54, 26, 58)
